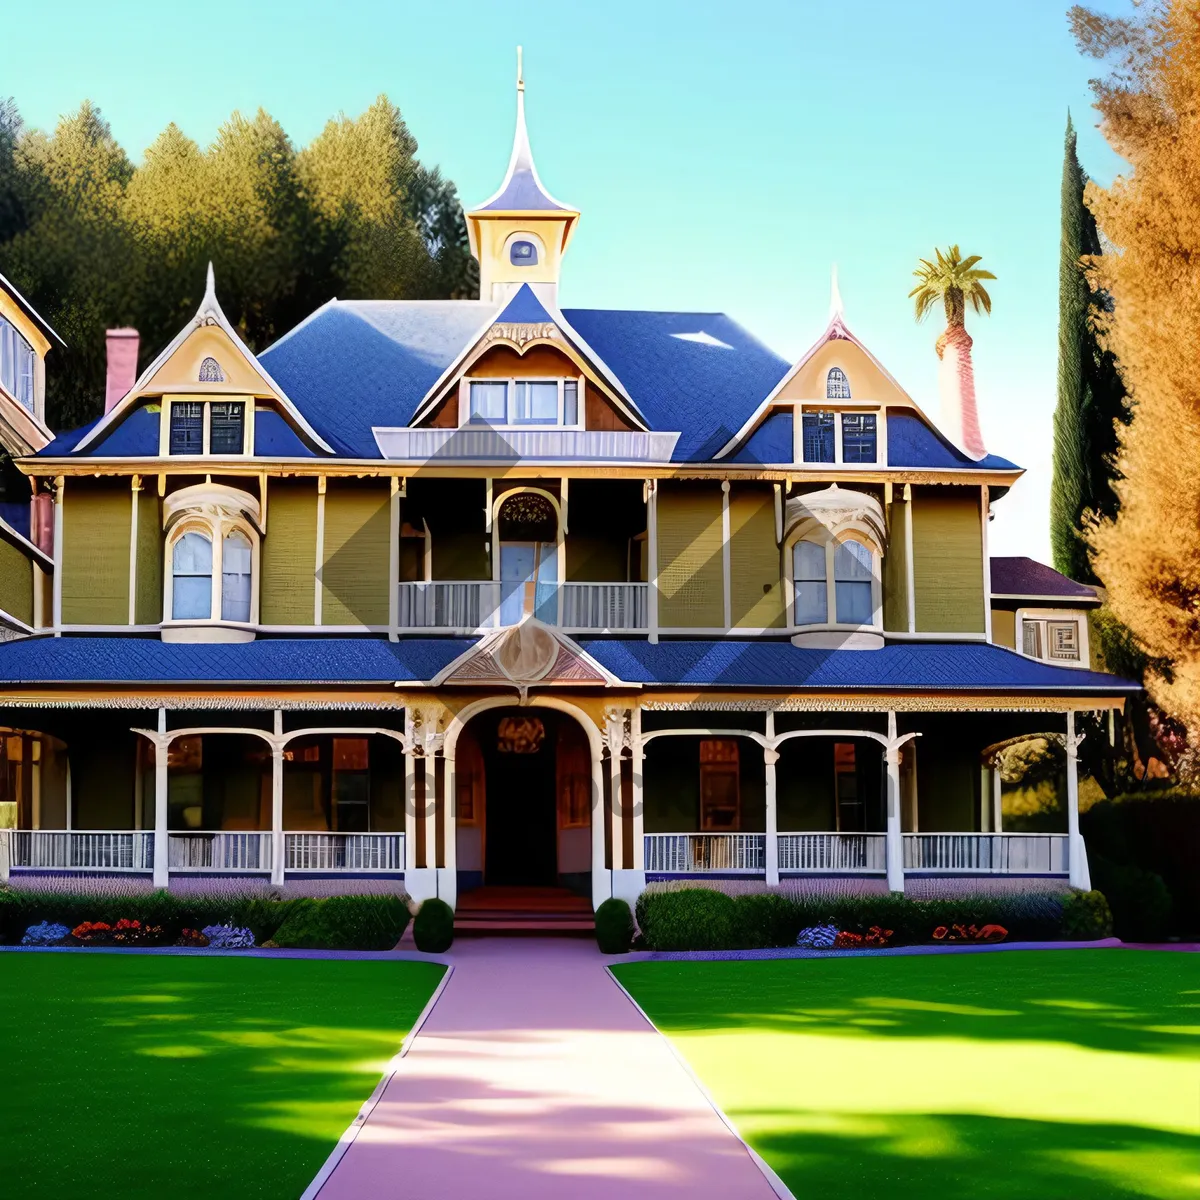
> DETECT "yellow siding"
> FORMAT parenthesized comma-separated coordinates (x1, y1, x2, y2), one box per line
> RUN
(135, 491, 162, 625)
(321, 482, 391, 626)
(728, 486, 783, 628)
(62, 484, 130, 625)
(261, 482, 317, 624)
(882, 497, 909, 632)
(992, 607, 1016, 649)
(0, 538, 33, 626)
(911, 487, 985, 633)
(657, 483, 725, 628)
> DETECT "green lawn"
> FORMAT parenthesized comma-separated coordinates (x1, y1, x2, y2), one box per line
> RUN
(614, 950, 1199, 1200)
(0, 952, 445, 1199)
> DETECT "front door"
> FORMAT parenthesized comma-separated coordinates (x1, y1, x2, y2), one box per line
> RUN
(484, 710, 558, 886)
(499, 541, 557, 625)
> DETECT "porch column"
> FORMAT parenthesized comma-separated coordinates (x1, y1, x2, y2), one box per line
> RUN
(590, 739, 610, 911)
(270, 710, 284, 886)
(440, 750, 457, 909)
(630, 709, 645, 871)
(605, 710, 625, 872)
(403, 707, 439, 906)
(152, 708, 169, 889)
(1066, 710, 1091, 890)
(885, 711, 904, 894)
(403, 712, 416, 872)
(764, 710, 779, 887)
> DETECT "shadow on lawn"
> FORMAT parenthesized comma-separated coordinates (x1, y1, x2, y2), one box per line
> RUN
(749, 1110, 1197, 1200)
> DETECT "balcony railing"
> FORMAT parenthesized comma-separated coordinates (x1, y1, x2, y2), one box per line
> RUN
(167, 832, 273, 872)
(397, 580, 649, 632)
(777, 832, 887, 873)
(561, 583, 649, 631)
(398, 581, 500, 630)
(903, 833, 1069, 874)
(644, 833, 766, 874)
(285, 832, 404, 872)
(9, 830, 154, 872)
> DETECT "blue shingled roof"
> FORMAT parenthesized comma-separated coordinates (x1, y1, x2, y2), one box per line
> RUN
(254, 409, 317, 457)
(731, 409, 794, 464)
(887, 411, 1018, 472)
(476, 169, 568, 213)
(0, 636, 472, 684)
(496, 283, 554, 325)
(579, 639, 1137, 693)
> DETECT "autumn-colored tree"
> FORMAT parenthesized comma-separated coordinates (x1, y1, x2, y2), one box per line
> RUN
(1072, 1, 1200, 768)
(0, 97, 475, 430)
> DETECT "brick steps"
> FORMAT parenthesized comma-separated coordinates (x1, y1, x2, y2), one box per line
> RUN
(454, 886, 595, 937)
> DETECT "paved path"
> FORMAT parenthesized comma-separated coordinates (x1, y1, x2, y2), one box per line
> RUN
(313, 938, 781, 1199)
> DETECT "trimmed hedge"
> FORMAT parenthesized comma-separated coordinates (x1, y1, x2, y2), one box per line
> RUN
(413, 898, 454, 953)
(1089, 856, 1171, 943)
(595, 898, 634, 954)
(272, 895, 409, 950)
(635, 887, 1077, 952)
(1061, 890, 1114, 940)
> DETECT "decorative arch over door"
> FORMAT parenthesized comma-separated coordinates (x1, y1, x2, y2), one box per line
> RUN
(492, 487, 562, 624)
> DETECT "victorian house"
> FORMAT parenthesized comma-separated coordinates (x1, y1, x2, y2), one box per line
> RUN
(0, 68, 1134, 913)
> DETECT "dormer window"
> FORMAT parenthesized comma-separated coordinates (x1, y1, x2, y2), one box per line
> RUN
(826, 367, 851, 400)
(0, 316, 36, 412)
(800, 408, 879, 465)
(510, 240, 539, 266)
(163, 397, 250, 456)
(466, 377, 582, 428)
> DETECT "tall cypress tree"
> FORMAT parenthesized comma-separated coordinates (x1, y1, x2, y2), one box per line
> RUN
(1050, 114, 1129, 583)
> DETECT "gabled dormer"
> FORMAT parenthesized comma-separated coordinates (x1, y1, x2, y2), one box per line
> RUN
(70, 265, 332, 461)
(466, 50, 580, 305)
(0, 270, 62, 455)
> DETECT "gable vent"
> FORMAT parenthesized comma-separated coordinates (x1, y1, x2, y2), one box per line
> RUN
(199, 357, 225, 383)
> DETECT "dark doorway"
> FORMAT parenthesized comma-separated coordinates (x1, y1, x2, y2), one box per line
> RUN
(483, 708, 558, 886)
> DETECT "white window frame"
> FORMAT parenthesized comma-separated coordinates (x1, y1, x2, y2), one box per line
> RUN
(159, 395, 255, 458)
(782, 530, 883, 633)
(1016, 608, 1089, 668)
(792, 402, 887, 468)
(459, 375, 585, 431)
(0, 315, 37, 415)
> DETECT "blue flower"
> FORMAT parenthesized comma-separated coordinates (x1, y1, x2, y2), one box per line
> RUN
(22, 921, 71, 946)
(200, 924, 255, 950)
(796, 923, 839, 949)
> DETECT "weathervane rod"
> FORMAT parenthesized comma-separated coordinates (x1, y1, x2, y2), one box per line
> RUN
(517, 45, 524, 92)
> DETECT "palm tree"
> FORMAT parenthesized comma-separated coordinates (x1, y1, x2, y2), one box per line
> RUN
(909, 246, 995, 460)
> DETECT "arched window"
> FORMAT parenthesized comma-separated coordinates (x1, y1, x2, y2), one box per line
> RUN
(199, 356, 225, 383)
(790, 536, 879, 627)
(792, 540, 828, 625)
(172, 532, 213, 620)
(0, 315, 36, 411)
(826, 367, 851, 400)
(833, 540, 874, 624)
(510, 239, 538, 266)
(221, 530, 252, 621)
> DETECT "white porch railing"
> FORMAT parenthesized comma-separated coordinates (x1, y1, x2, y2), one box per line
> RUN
(9, 830, 154, 872)
(903, 833, 1069, 874)
(644, 833, 766, 874)
(285, 832, 405, 872)
(168, 832, 273, 872)
(397, 580, 500, 630)
(561, 582, 649, 631)
(777, 832, 887, 873)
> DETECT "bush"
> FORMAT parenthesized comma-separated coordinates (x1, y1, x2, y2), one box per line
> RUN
(1061, 890, 1114, 940)
(1090, 856, 1172, 942)
(636, 888, 736, 950)
(273, 895, 409, 951)
(412, 898, 454, 953)
(732, 893, 803, 948)
(595, 898, 634, 954)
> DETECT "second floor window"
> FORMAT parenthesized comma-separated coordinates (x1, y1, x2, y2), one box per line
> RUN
(169, 403, 204, 455)
(172, 531, 213, 619)
(800, 409, 879, 464)
(0, 317, 36, 412)
(467, 378, 581, 427)
(1022, 616, 1082, 663)
(209, 402, 245, 454)
(167, 399, 247, 455)
(792, 536, 878, 627)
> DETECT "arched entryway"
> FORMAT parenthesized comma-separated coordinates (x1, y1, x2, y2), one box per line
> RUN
(454, 706, 593, 898)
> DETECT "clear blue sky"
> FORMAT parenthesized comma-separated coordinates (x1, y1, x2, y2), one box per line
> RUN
(4, 0, 1129, 560)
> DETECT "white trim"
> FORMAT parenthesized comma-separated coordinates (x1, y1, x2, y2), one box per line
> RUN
(372, 427, 679, 464)
(991, 593, 1100, 605)
(314, 477, 326, 625)
(388, 477, 400, 643)
(981, 486, 992, 642)
(127, 479, 139, 625)
(0, 514, 54, 570)
(0, 604, 35, 635)
(52, 477, 63, 637)
(904, 483, 916, 633)
(720, 481, 732, 630)
(647, 480, 659, 644)
(1016, 607, 1090, 668)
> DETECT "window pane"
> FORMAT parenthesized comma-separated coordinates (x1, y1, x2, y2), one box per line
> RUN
(209, 402, 245, 455)
(172, 532, 212, 620)
(835, 581, 873, 624)
(173, 531, 212, 574)
(1023, 621, 1043, 657)
(1049, 621, 1080, 660)
(793, 544, 828, 624)
(793, 540, 827, 581)
(802, 411, 836, 462)
(841, 412, 877, 462)
(169, 402, 204, 455)
(512, 380, 558, 423)
(469, 381, 507, 422)
(834, 539, 873, 581)
(510, 239, 538, 265)
(0, 318, 36, 411)
(563, 381, 579, 425)
(221, 531, 252, 622)
(826, 368, 851, 400)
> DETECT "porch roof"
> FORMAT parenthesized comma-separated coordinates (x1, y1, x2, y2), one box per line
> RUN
(578, 639, 1140, 695)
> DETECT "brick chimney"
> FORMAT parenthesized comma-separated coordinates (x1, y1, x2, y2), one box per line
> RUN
(104, 328, 139, 413)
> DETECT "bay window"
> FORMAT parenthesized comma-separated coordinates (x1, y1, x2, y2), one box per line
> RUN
(790, 535, 880, 628)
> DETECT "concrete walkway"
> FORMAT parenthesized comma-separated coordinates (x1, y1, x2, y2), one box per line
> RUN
(311, 938, 782, 1199)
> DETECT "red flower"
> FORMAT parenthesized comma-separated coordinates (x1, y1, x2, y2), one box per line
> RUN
(932, 926, 948, 940)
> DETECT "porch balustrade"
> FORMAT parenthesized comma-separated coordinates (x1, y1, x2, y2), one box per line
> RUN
(902, 833, 1069, 874)
(643, 833, 766, 874)
(9, 830, 153, 872)
(285, 832, 404, 872)
(561, 582, 649, 631)
(776, 832, 887, 873)
(397, 581, 500, 630)
(167, 831, 273, 872)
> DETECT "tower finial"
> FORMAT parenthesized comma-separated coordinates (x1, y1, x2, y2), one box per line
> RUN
(517, 45, 524, 93)
(829, 263, 844, 321)
(204, 261, 217, 307)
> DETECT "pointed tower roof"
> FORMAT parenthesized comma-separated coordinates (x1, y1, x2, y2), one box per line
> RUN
(474, 47, 573, 213)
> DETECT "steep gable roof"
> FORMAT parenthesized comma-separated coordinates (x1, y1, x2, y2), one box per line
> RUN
(990, 556, 1099, 603)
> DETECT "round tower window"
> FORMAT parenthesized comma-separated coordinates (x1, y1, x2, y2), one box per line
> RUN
(510, 239, 538, 266)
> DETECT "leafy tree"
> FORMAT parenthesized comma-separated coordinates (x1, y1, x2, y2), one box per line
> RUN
(0, 96, 476, 430)
(909, 245, 995, 460)
(1071, 1, 1200, 773)
(1050, 114, 1130, 583)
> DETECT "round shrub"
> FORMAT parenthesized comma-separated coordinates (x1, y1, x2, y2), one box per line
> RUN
(413, 898, 455, 953)
(1060, 890, 1114, 940)
(595, 898, 634, 954)
(635, 888, 736, 951)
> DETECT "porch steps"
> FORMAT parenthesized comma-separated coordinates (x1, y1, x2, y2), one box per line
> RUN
(454, 886, 595, 937)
